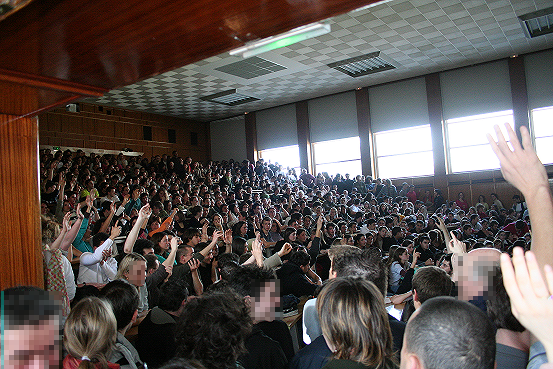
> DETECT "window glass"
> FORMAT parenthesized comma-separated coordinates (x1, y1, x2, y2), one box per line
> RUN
(312, 137, 362, 177)
(374, 125, 433, 179)
(446, 110, 513, 173)
(532, 106, 553, 165)
(258, 145, 300, 170)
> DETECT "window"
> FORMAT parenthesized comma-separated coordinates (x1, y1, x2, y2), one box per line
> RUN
(258, 145, 300, 170)
(312, 137, 361, 177)
(374, 125, 433, 179)
(532, 106, 553, 165)
(446, 110, 514, 173)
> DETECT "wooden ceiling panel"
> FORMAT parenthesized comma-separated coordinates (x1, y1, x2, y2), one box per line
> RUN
(0, 0, 379, 92)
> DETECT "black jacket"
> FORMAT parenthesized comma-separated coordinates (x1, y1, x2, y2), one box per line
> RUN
(276, 261, 317, 298)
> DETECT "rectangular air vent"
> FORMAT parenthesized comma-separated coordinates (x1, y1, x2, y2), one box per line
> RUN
(519, 6, 553, 38)
(200, 89, 260, 106)
(215, 56, 287, 79)
(328, 51, 395, 77)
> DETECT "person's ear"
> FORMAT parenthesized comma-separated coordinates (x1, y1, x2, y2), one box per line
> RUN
(244, 295, 252, 310)
(403, 353, 423, 369)
(132, 309, 138, 323)
(413, 289, 419, 303)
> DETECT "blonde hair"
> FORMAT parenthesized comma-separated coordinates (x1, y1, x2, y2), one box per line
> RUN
(63, 297, 117, 369)
(41, 215, 60, 245)
(317, 278, 396, 368)
(115, 253, 147, 280)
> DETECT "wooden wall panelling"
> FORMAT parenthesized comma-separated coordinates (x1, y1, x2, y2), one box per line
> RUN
(47, 112, 62, 132)
(95, 119, 116, 137)
(152, 127, 169, 142)
(0, 114, 43, 289)
(125, 122, 143, 140)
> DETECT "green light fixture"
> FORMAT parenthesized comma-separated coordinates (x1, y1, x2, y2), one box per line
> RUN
(229, 22, 331, 58)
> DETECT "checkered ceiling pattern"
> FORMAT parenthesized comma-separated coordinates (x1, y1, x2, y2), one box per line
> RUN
(87, 0, 553, 122)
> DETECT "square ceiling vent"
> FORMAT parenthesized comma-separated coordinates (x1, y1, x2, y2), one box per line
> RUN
(215, 56, 287, 79)
(328, 51, 395, 77)
(200, 89, 260, 106)
(519, 6, 553, 38)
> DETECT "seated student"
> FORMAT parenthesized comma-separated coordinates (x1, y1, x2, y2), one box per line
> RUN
(318, 278, 397, 369)
(293, 248, 406, 369)
(78, 225, 121, 284)
(63, 297, 118, 369)
(225, 265, 290, 369)
(2, 286, 62, 369)
(400, 297, 495, 369)
(400, 266, 454, 322)
(175, 290, 252, 369)
(137, 279, 189, 368)
(100, 280, 144, 369)
(276, 250, 321, 298)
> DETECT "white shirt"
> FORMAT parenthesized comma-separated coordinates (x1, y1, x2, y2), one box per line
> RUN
(301, 297, 322, 345)
(77, 238, 118, 284)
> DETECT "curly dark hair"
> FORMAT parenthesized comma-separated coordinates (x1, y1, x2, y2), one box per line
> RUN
(175, 290, 252, 369)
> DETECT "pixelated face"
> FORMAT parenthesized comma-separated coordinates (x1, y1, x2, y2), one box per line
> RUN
(127, 261, 147, 287)
(453, 251, 499, 301)
(252, 280, 281, 321)
(262, 219, 271, 232)
(3, 318, 60, 368)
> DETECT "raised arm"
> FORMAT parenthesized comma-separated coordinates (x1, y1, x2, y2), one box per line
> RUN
(487, 124, 553, 269)
(60, 207, 83, 251)
(123, 204, 151, 254)
(501, 248, 553, 362)
(162, 235, 179, 269)
(199, 230, 223, 257)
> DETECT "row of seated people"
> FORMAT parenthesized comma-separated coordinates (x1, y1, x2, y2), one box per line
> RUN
(27, 124, 552, 369)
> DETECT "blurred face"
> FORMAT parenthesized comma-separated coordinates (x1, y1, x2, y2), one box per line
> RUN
(4, 318, 60, 369)
(252, 281, 281, 321)
(400, 250, 409, 263)
(297, 230, 307, 243)
(262, 219, 271, 232)
(288, 231, 297, 242)
(406, 243, 414, 255)
(440, 259, 451, 274)
(159, 235, 170, 251)
(420, 239, 430, 250)
(127, 260, 147, 287)
(241, 223, 248, 235)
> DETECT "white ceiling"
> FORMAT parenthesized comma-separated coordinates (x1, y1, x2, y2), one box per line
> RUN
(87, 0, 553, 122)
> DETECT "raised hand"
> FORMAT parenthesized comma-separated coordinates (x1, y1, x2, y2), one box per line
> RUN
(110, 220, 122, 239)
(138, 203, 152, 219)
(212, 230, 223, 243)
(188, 258, 200, 271)
(501, 248, 553, 358)
(62, 212, 72, 233)
(449, 231, 467, 254)
(487, 124, 548, 196)
(223, 229, 233, 244)
(76, 203, 84, 219)
(278, 242, 293, 258)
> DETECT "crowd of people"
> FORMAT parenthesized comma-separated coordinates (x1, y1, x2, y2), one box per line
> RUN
(3, 124, 553, 369)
